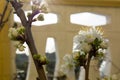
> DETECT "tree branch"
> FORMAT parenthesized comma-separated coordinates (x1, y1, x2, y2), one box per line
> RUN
(9, 1, 47, 80)
(10, 1, 27, 27)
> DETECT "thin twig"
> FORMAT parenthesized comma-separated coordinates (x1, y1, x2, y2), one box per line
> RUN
(0, 1, 9, 30)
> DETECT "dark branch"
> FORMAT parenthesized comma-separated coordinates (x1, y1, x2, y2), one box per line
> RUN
(0, 1, 12, 31)
(9, 1, 47, 80)
(10, 1, 27, 27)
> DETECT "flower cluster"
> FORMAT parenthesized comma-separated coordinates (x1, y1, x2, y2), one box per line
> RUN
(8, 25, 25, 51)
(57, 54, 74, 77)
(62, 54, 74, 73)
(31, 0, 48, 13)
(73, 27, 109, 66)
(27, 0, 48, 22)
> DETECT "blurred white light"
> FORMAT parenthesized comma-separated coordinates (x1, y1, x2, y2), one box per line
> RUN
(45, 37, 56, 53)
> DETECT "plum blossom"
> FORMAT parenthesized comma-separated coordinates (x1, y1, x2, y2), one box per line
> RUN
(8, 26, 25, 51)
(8, 28, 18, 39)
(73, 27, 109, 66)
(81, 42, 92, 53)
(100, 39, 109, 49)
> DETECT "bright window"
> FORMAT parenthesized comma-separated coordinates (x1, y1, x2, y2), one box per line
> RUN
(45, 37, 56, 53)
(70, 12, 107, 27)
(14, 11, 58, 26)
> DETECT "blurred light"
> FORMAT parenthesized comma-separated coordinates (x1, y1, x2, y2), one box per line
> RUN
(70, 12, 107, 27)
(45, 37, 56, 53)
(14, 11, 58, 26)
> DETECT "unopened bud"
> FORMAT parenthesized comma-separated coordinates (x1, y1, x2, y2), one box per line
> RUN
(37, 14, 44, 21)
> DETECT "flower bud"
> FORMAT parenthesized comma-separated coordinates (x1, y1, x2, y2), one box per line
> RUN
(17, 26, 25, 34)
(18, 45, 25, 51)
(40, 56, 47, 64)
(40, 4, 48, 13)
(27, 12, 32, 18)
(73, 52, 80, 60)
(31, 5, 39, 12)
(9, 28, 18, 38)
(33, 54, 41, 60)
(8, 32, 12, 39)
(37, 14, 44, 21)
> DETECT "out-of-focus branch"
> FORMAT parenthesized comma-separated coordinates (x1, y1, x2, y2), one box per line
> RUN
(0, 1, 12, 31)
(10, 1, 27, 27)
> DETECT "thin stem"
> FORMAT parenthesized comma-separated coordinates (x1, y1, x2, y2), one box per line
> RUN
(85, 53, 92, 80)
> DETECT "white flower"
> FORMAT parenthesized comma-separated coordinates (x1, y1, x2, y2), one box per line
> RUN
(100, 39, 109, 49)
(40, 4, 48, 13)
(74, 35, 85, 43)
(61, 54, 74, 74)
(87, 27, 103, 41)
(8, 32, 12, 39)
(57, 66, 66, 76)
(73, 43, 81, 51)
(8, 28, 18, 39)
(85, 34, 95, 43)
(31, 5, 39, 12)
(33, 0, 41, 4)
(18, 45, 25, 51)
(11, 28, 18, 37)
(81, 42, 92, 53)
(73, 51, 80, 60)
(63, 54, 73, 64)
(73, 27, 107, 52)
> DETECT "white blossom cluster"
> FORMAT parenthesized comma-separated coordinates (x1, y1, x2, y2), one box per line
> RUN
(31, 0, 48, 13)
(73, 27, 109, 66)
(58, 54, 74, 76)
(28, 0, 48, 21)
(8, 26, 25, 51)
